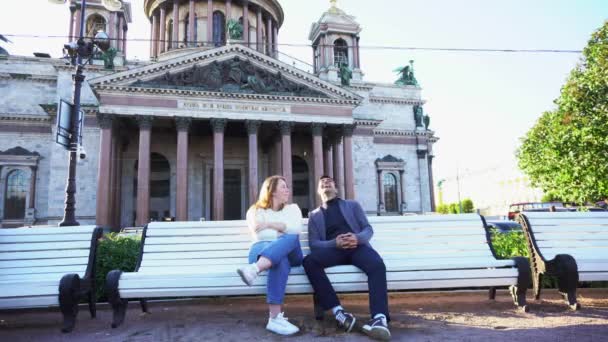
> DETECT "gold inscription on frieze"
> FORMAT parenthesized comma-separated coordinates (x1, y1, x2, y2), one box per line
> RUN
(181, 101, 289, 113)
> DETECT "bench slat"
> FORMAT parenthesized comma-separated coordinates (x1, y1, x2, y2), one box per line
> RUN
(534, 232, 608, 240)
(0, 265, 87, 276)
(0, 241, 92, 253)
(0, 296, 59, 309)
(0, 257, 90, 269)
(0, 226, 98, 236)
(0, 234, 94, 244)
(0, 249, 90, 261)
(531, 226, 608, 234)
(579, 272, 608, 282)
(536, 240, 608, 248)
(1, 271, 86, 282)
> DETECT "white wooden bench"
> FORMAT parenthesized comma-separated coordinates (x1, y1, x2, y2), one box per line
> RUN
(106, 214, 530, 328)
(0, 225, 103, 332)
(518, 211, 608, 310)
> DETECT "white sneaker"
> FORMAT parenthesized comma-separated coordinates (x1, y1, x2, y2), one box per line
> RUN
(266, 312, 299, 335)
(237, 263, 258, 286)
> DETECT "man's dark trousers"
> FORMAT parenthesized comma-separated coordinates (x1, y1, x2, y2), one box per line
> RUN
(303, 244, 389, 320)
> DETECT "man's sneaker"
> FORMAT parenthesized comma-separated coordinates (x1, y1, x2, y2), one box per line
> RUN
(236, 264, 258, 286)
(362, 316, 391, 341)
(266, 312, 299, 335)
(335, 309, 356, 333)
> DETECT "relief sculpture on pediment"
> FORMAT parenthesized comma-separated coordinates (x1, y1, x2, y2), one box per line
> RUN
(132, 57, 328, 98)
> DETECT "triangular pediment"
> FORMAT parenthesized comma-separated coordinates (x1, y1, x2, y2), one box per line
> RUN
(90, 45, 361, 104)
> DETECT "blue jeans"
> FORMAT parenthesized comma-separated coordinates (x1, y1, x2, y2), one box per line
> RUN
(248, 234, 303, 304)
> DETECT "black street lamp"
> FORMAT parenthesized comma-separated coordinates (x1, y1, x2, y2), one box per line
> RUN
(49, 0, 122, 226)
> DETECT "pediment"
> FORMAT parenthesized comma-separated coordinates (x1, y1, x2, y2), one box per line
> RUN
(89, 45, 361, 104)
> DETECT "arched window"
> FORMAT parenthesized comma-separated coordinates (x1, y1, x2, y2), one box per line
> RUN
(4, 170, 28, 220)
(334, 38, 348, 67)
(212, 11, 226, 46)
(383, 173, 398, 212)
(167, 19, 173, 50)
(134, 153, 171, 222)
(86, 14, 106, 38)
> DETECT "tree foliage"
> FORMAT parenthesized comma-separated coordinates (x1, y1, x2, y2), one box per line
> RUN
(517, 21, 608, 204)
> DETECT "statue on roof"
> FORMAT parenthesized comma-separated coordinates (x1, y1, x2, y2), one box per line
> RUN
(394, 60, 419, 86)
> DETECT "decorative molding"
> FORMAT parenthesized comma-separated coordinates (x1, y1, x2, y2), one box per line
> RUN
(278, 121, 293, 135)
(369, 96, 426, 106)
(311, 122, 325, 136)
(175, 117, 192, 132)
(342, 124, 356, 137)
(96, 113, 114, 129)
(246, 120, 261, 134)
(376, 154, 404, 163)
(136, 115, 154, 129)
(210, 118, 227, 133)
(0, 147, 40, 157)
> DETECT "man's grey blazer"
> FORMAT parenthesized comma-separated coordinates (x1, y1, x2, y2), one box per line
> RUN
(307, 198, 374, 251)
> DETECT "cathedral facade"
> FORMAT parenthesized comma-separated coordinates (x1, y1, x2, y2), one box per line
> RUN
(0, 0, 437, 229)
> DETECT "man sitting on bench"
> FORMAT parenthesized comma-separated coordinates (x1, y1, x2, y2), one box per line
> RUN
(303, 176, 391, 341)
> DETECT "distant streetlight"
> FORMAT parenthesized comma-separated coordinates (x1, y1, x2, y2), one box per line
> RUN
(49, 0, 123, 226)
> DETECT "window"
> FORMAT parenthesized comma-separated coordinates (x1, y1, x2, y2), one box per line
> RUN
(334, 38, 348, 67)
(4, 170, 27, 220)
(86, 14, 106, 39)
(383, 173, 398, 212)
(184, 13, 189, 44)
(212, 11, 226, 47)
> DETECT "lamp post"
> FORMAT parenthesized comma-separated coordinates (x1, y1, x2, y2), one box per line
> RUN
(50, 0, 121, 226)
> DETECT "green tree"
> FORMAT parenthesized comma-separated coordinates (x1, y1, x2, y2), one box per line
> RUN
(461, 198, 474, 213)
(517, 21, 608, 204)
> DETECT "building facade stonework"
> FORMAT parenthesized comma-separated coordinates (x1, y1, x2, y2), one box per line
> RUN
(0, 0, 437, 229)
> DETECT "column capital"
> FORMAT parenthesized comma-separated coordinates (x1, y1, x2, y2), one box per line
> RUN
(246, 120, 261, 134)
(97, 113, 114, 129)
(29, 165, 38, 172)
(342, 124, 356, 137)
(136, 115, 154, 129)
(175, 117, 192, 132)
(278, 121, 294, 135)
(332, 126, 343, 144)
(210, 118, 227, 133)
(312, 122, 325, 136)
(417, 150, 427, 159)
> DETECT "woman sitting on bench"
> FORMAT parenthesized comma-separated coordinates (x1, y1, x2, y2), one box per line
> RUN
(237, 175, 303, 336)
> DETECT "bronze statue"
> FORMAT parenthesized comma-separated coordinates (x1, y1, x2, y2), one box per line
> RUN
(413, 105, 424, 127)
(394, 60, 419, 86)
(338, 62, 352, 86)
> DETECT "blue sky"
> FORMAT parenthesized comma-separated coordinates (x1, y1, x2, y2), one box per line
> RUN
(1, 0, 607, 184)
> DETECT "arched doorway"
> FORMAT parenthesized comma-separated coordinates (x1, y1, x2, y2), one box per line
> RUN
(86, 14, 106, 39)
(292, 156, 310, 217)
(4, 169, 27, 220)
(134, 153, 171, 223)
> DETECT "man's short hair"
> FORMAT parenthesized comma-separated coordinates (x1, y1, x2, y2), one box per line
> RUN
(319, 175, 334, 182)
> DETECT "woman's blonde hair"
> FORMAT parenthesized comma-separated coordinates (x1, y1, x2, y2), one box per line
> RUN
(253, 175, 287, 210)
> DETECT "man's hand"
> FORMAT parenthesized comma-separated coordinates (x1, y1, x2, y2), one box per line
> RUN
(336, 233, 358, 249)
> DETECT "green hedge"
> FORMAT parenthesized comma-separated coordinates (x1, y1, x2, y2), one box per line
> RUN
(95, 233, 141, 300)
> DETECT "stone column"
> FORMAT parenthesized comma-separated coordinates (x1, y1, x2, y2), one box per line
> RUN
(312, 123, 325, 206)
(243, 0, 249, 47)
(247, 120, 260, 204)
(189, 0, 195, 46)
(152, 13, 159, 58)
(159, 6, 166, 53)
(108, 128, 117, 229)
(353, 35, 359, 69)
(323, 137, 333, 178)
(135, 116, 153, 226)
(332, 129, 345, 198)
(377, 170, 385, 215)
(427, 155, 436, 212)
(117, 15, 123, 52)
(226, 0, 232, 22)
(356, 36, 361, 68)
(68, 8, 75, 41)
(273, 134, 282, 175)
(273, 23, 278, 58)
(211, 119, 226, 220)
(176, 117, 191, 221)
(112, 136, 123, 230)
(256, 7, 263, 53)
(343, 124, 355, 200)
(319, 35, 326, 68)
(74, 7, 82, 40)
(400, 170, 407, 213)
(28, 166, 37, 209)
(266, 16, 272, 56)
(172, 0, 179, 49)
(122, 28, 128, 58)
(279, 121, 293, 201)
(207, 0, 213, 45)
(96, 114, 113, 228)
(109, 12, 117, 49)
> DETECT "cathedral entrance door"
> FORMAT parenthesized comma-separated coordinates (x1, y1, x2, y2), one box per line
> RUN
(206, 163, 246, 220)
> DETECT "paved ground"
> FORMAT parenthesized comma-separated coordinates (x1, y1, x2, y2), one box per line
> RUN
(1, 288, 607, 341)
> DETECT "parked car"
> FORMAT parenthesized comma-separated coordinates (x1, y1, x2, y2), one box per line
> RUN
(507, 201, 564, 220)
(486, 220, 522, 233)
